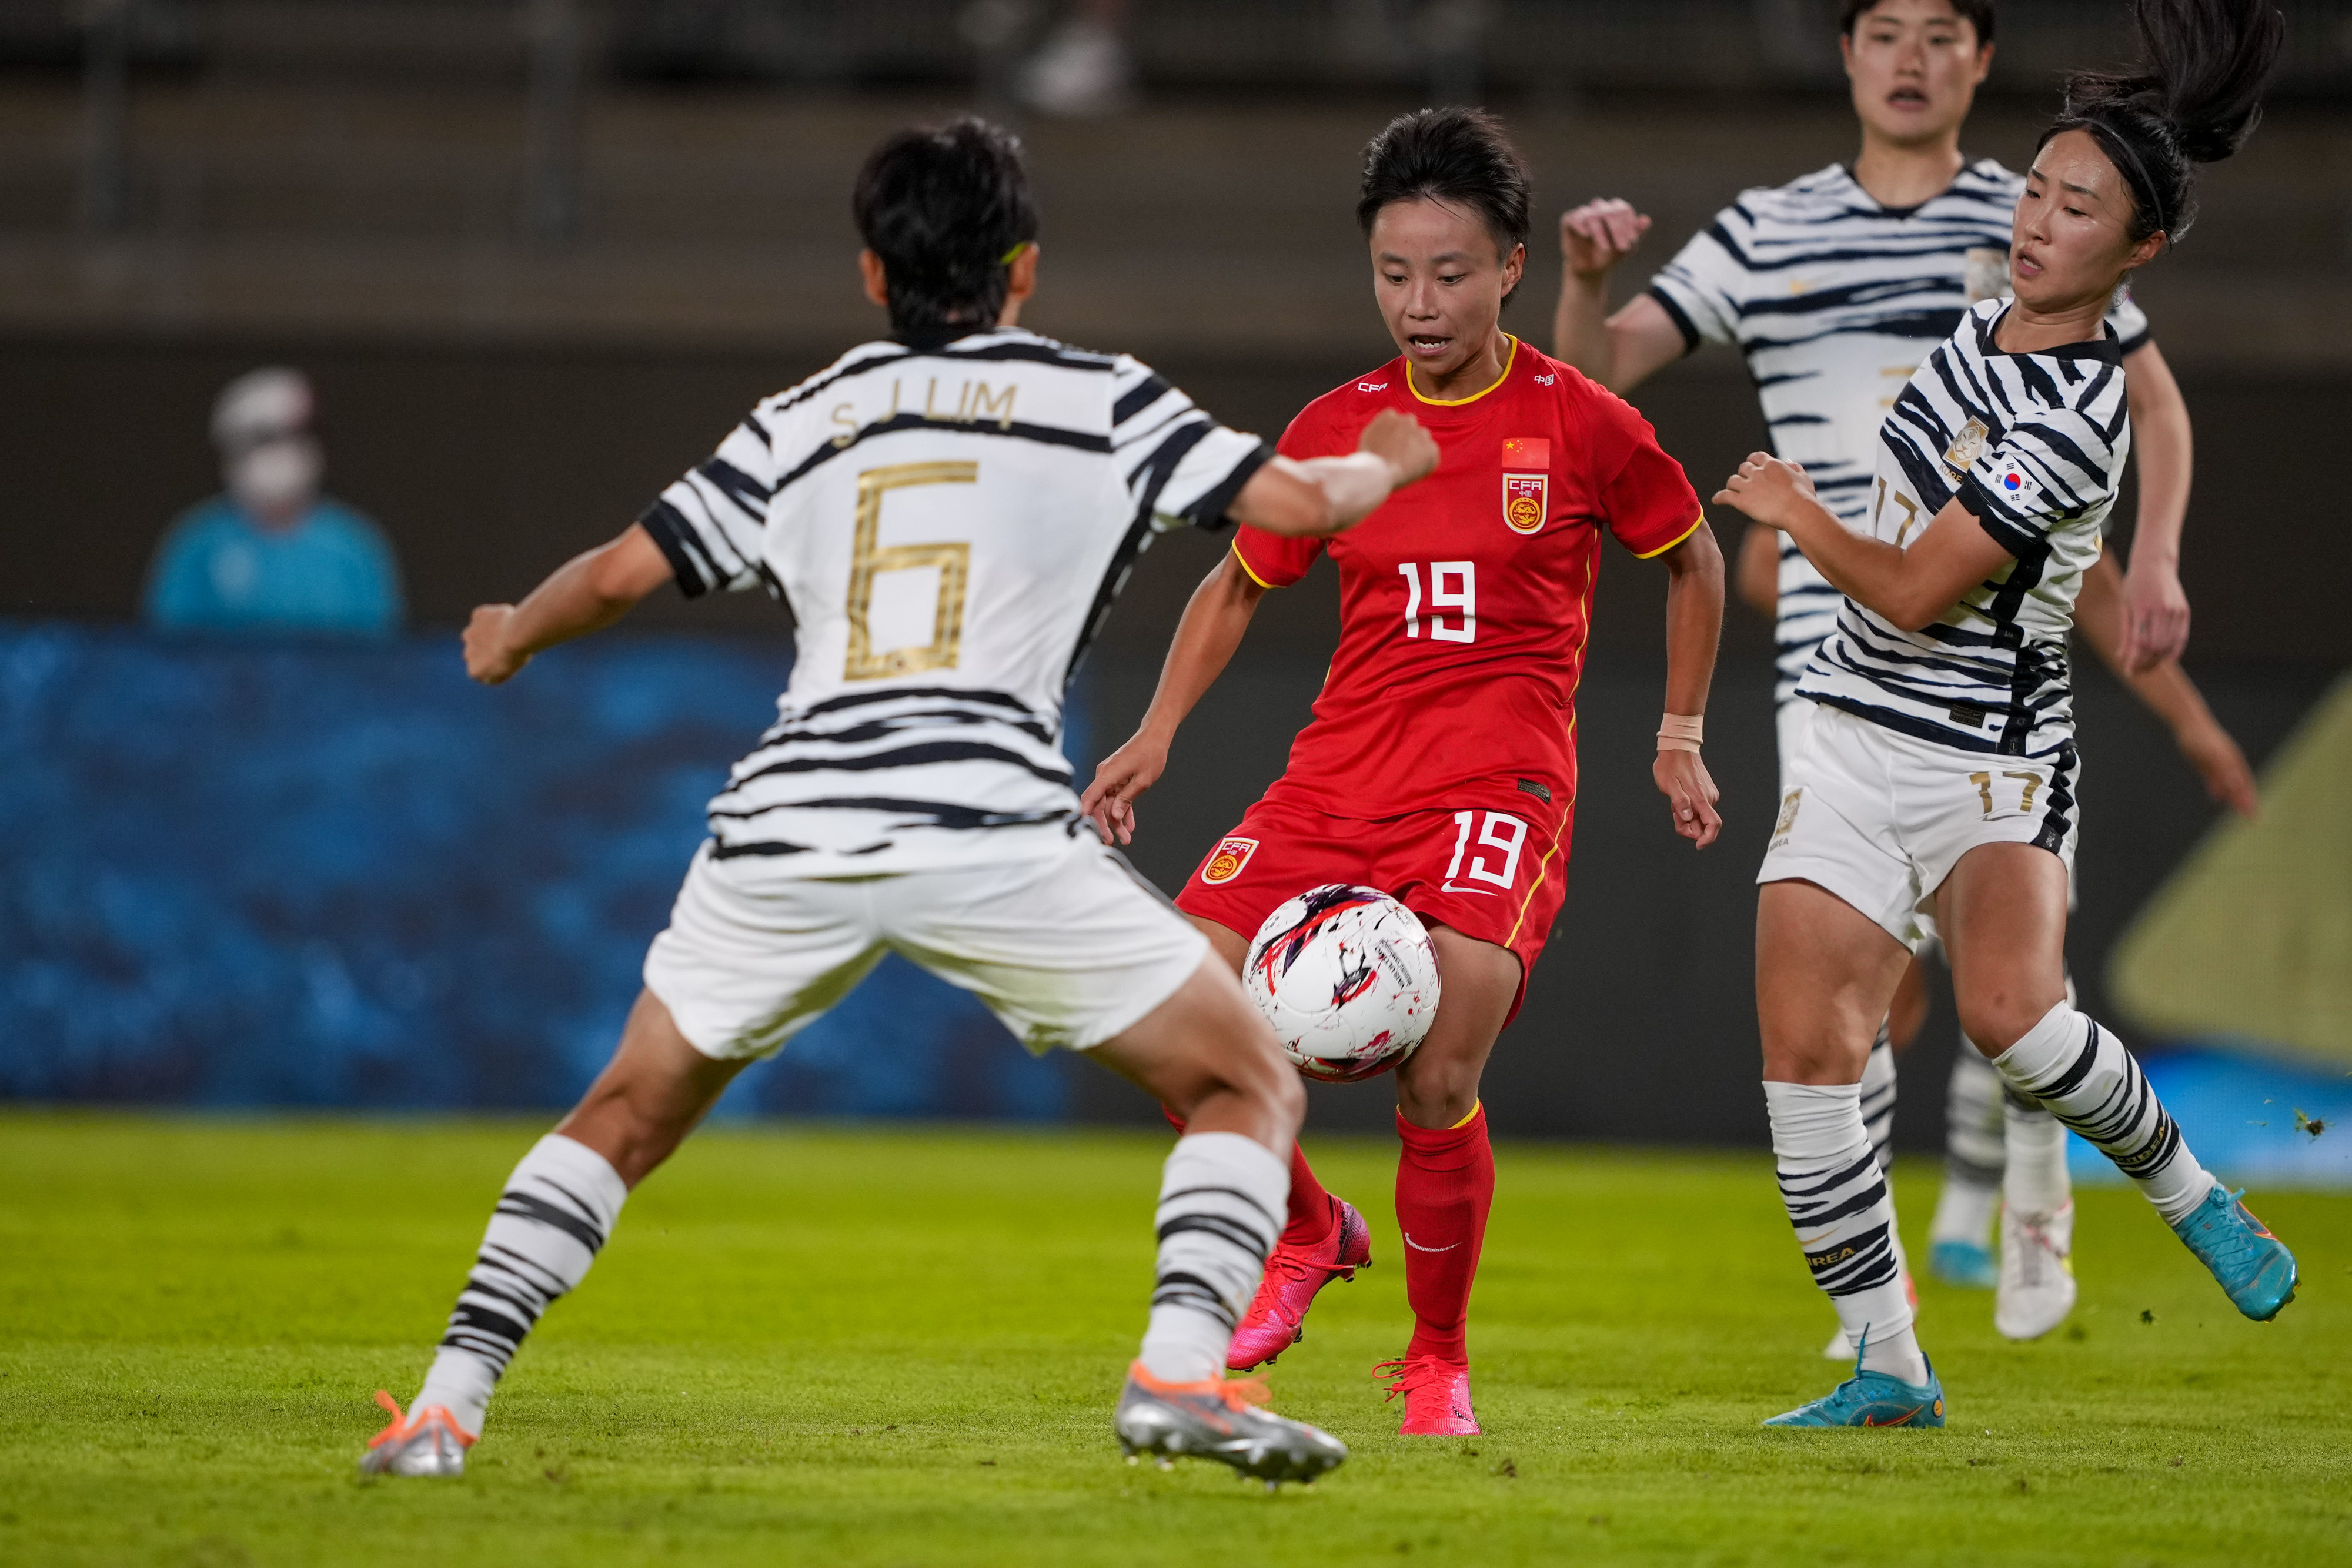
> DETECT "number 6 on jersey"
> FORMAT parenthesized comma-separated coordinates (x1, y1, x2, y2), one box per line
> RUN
(846, 461, 975, 680)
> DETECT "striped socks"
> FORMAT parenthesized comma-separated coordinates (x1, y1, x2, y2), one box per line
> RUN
(1932, 1042, 2007, 1246)
(1856, 1033, 1913, 1285)
(1989, 1002, 2214, 1225)
(1140, 1132, 1287, 1383)
(1766, 1080, 1927, 1385)
(412, 1133, 629, 1436)
(1859, 1031, 1899, 1174)
(2003, 1086, 2072, 1216)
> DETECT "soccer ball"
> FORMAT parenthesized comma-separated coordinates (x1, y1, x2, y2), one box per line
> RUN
(1243, 885, 1441, 1083)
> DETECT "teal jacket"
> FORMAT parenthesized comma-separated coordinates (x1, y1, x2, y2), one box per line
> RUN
(142, 496, 403, 638)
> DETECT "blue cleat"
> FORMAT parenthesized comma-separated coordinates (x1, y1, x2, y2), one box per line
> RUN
(1765, 1355, 1946, 1430)
(1930, 1238, 1997, 1290)
(2170, 1186, 2297, 1321)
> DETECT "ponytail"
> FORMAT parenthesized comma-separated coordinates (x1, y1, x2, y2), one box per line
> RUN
(2041, 0, 2284, 244)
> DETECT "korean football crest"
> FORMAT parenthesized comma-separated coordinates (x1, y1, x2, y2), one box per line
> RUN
(1942, 416, 1990, 476)
(1501, 436, 1551, 536)
(1200, 837, 1258, 885)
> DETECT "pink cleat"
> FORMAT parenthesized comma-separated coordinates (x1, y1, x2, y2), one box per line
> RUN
(1379, 1355, 1479, 1436)
(1226, 1198, 1373, 1372)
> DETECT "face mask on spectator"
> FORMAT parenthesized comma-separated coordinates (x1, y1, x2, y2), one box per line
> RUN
(227, 436, 323, 520)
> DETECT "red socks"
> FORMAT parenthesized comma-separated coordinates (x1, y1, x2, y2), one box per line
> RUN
(1394, 1104, 1494, 1365)
(1279, 1142, 1338, 1248)
(1164, 1101, 1496, 1363)
(1161, 1106, 1335, 1248)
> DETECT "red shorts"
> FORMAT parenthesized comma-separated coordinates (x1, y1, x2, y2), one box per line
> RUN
(1173, 794, 1571, 1025)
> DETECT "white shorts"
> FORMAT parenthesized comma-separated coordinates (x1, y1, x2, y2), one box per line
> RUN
(1759, 702, 2080, 952)
(643, 833, 1211, 1061)
(1775, 698, 1816, 801)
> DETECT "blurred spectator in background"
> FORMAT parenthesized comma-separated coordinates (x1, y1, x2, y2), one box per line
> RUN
(1018, 0, 1134, 116)
(143, 368, 403, 639)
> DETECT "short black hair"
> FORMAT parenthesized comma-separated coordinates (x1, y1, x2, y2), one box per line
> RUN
(1356, 107, 1532, 305)
(1840, 0, 1996, 44)
(853, 117, 1040, 344)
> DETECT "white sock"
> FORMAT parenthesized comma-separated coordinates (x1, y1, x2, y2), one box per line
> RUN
(1990, 1003, 2216, 1225)
(1139, 1132, 1287, 1384)
(1766, 1081, 1928, 1386)
(1931, 1042, 2006, 1247)
(415, 1133, 628, 1436)
(2002, 1091, 2071, 1216)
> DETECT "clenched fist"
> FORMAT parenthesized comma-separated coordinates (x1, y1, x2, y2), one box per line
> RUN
(1712, 452, 1818, 532)
(1559, 198, 1653, 281)
(1357, 407, 1441, 489)
(463, 604, 529, 685)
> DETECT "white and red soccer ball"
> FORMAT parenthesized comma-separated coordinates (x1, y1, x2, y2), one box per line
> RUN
(1243, 885, 1441, 1083)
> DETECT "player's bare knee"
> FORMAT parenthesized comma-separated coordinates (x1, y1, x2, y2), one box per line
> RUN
(1257, 1061, 1308, 1132)
(1397, 1085, 1476, 1130)
(1955, 996, 2045, 1059)
(1759, 1021, 1875, 1085)
(1219, 1022, 1305, 1125)
(1954, 975, 2064, 1057)
(1395, 1052, 1479, 1128)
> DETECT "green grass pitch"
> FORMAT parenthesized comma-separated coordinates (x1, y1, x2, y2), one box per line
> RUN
(3, 1110, 2346, 1566)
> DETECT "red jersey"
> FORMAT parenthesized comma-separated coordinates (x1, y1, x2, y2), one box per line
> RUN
(1232, 336, 1702, 823)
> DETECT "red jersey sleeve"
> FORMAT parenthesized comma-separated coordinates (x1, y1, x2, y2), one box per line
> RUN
(1590, 390, 1704, 559)
(1228, 401, 1344, 588)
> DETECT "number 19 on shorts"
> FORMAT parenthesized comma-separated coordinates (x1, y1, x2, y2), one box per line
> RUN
(1445, 810, 1526, 891)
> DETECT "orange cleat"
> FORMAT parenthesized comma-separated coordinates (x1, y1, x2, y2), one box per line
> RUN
(1379, 1355, 1479, 1436)
(1227, 1198, 1373, 1372)
(358, 1389, 475, 1477)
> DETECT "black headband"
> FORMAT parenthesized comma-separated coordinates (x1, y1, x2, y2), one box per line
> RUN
(2067, 112, 2179, 240)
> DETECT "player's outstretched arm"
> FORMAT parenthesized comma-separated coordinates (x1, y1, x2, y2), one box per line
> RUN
(1228, 409, 1440, 537)
(1083, 412, 1439, 842)
(1653, 522, 1725, 849)
(2074, 553, 2257, 817)
(1713, 453, 2010, 633)
(462, 523, 675, 686)
(2117, 342, 2194, 674)
(1081, 553, 1264, 846)
(1551, 199, 1685, 394)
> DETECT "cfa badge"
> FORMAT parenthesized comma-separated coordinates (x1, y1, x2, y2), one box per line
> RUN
(1200, 836, 1258, 885)
(1501, 436, 1551, 535)
(1942, 416, 1990, 475)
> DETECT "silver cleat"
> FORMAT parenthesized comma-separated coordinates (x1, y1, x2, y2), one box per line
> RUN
(358, 1390, 474, 1477)
(1114, 1363, 1346, 1487)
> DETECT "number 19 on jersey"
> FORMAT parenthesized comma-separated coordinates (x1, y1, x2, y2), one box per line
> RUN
(1398, 560, 1475, 643)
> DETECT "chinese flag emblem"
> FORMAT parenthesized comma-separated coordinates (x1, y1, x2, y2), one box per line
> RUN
(1501, 437, 1549, 535)
(1201, 837, 1258, 885)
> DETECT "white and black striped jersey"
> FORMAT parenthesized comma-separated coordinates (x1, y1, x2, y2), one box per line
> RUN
(1646, 161, 2149, 704)
(639, 326, 1268, 874)
(1797, 298, 2129, 757)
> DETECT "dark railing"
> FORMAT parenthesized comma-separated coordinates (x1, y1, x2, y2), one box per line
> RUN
(5, 0, 2349, 92)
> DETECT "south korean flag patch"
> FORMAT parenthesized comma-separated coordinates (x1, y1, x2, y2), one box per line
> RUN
(1990, 456, 2040, 511)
